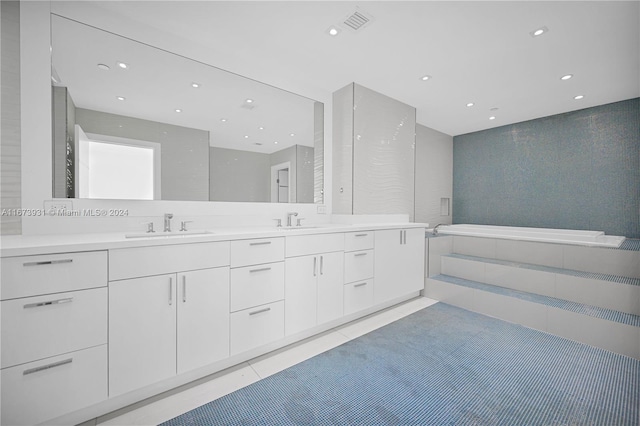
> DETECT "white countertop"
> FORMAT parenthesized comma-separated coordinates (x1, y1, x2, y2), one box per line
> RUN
(0, 223, 427, 257)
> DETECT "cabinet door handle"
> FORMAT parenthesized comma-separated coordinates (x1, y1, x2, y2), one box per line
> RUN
(249, 307, 271, 316)
(23, 259, 73, 267)
(354, 282, 368, 288)
(400, 230, 403, 245)
(320, 255, 324, 275)
(313, 256, 317, 277)
(249, 267, 272, 273)
(354, 252, 368, 257)
(355, 233, 368, 237)
(249, 241, 271, 246)
(169, 277, 173, 306)
(23, 358, 72, 375)
(182, 275, 187, 303)
(24, 297, 73, 309)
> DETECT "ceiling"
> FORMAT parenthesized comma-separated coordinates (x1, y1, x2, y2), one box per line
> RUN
(54, 1, 639, 137)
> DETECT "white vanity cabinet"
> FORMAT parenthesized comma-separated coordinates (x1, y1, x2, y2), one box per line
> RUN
(284, 234, 344, 336)
(0, 251, 108, 426)
(108, 242, 230, 397)
(343, 231, 375, 315)
(374, 228, 425, 304)
(229, 238, 285, 355)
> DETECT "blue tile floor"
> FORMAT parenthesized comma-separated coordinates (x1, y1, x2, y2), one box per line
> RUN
(162, 303, 639, 425)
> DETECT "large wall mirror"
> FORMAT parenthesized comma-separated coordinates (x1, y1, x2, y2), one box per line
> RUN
(51, 14, 324, 204)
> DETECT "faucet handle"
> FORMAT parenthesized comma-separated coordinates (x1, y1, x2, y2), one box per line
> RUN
(296, 218, 305, 227)
(274, 218, 282, 228)
(144, 222, 155, 233)
(180, 221, 193, 232)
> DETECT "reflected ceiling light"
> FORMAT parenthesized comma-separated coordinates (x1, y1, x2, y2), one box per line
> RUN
(274, 141, 279, 144)
(561, 74, 573, 81)
(530, 26, 548, 37)
(175, 109, 182, 113)
(117, 61, 128, 69)
(245, 98, 254, 103)
(489, 116, 496, 120)
(191, 82, 200, 88)
(244, 135, 249, 139)
(259, 126, 264, 130)
(574, 95, 584, 100)
(420, 75, 431, 81)
(97, 64, 110, 71)
(116, 96, 125, 101)
(466, 102, 474, 107)
(220, 118, 227, 122)
(290, 133, 295, 137)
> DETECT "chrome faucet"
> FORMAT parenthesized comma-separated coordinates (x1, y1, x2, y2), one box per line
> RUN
(164, 213, 174, 232)
(433, 223, 448, 235)
(286, 212, 298, 227)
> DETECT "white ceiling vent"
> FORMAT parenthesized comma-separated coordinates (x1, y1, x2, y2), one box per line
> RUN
(342, 8, 374, 32)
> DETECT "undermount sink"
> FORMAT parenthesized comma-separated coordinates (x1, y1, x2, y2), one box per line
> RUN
(125, 231, 214, 239)
(277, 226, 319, 231)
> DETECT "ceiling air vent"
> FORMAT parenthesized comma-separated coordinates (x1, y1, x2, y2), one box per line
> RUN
(342, 8, 374, 32)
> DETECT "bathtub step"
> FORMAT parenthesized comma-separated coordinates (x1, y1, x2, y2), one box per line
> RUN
(441, 253, 640, 315)
(425, 274, 640, 359)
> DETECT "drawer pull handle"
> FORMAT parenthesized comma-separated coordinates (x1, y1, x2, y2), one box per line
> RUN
(249, 241, 272, 246)
(169, 277, 173, 306)
(355, 234, 368, 237)
(23, 358, 72, 375)
(249, 307, 271, 316)
(23, 259, 73, 267)
(313, 257, 317, 277)
(24, 297, 73, 309)
(354, 282, 368, 288)
(249, 267, 272, 273)
(354, 252, 368, 257)
(320, 255, 324, 275)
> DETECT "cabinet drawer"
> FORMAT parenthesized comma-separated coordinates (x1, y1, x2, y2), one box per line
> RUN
(344, 249, 374, 284)
(230, 300, 284, 355)
(344, 280, 374, 315)
(1, 287, 107, 369)
(285, 233, 344, 257)
(230, 238, 284, 268)
(109, 242, 230, 281)
(1, 251, 107, 300)
(1, 344, 107, 426)
(344, 231, 374, 252)
(230, 262, 284, 312)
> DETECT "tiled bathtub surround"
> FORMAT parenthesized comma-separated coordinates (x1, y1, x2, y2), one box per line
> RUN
(453, 98, 640, 239)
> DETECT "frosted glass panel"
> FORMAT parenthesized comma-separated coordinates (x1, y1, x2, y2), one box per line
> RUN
(352, 84, 416, 220)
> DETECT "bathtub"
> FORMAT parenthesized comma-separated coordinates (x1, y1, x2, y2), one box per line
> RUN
(429, 224, 626, 248)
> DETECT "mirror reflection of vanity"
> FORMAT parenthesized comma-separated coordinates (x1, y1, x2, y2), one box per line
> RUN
(51, 14, 324, 204)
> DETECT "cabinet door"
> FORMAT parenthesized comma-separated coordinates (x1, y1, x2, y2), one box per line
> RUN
(284, 255, 317, 336)
(402, 228, 426, 294)
(177, 268, 230, 375)
(109, 274, 177, 397)
(317, 251, 344, 324)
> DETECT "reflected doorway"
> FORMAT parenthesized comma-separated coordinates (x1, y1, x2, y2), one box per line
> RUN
(271, 162, 291, 203)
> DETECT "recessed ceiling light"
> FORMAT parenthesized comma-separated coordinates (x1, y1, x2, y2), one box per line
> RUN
(326, 26, 341, 36)
(175, 109, 182, 113)
(220, 118, 227, 122)
(191, 82, 200, 88)
(530, 26, 548, 37)
(274, 141, 279, 144)
(290, 133, 295, 137)
(244, 135, 249, 139)
(466, 102, 474, 107)
(420, 75, 432, 81)
(97, 64, 110, 71)
(561, 74, 573, 81)
(245, 98, 253, 103)
(574, 95, 585, 100)
(259, 126, 264, 130)
(489, 116, 496, 120)
(116, 96, 125, 101)
(117, 61, 128, 69)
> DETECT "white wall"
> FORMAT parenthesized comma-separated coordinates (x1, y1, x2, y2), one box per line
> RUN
(18, 1, 333, 235)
